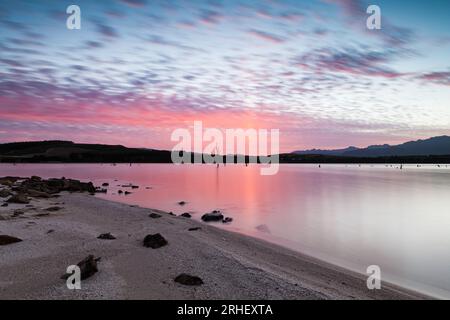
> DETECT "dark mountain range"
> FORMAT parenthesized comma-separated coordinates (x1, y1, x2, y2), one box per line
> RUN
(293, 136, 450, 157)
(293, 146, 359, 156)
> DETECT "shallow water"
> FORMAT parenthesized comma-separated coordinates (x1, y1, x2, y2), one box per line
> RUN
(1, 163, 450, 298)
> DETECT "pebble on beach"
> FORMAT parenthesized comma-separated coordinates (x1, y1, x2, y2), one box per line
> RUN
(97, 232, 116, 240)
(174, 274, 204, 286)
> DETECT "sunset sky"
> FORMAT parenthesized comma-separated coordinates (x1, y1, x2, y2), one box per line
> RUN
(0, 0, 449, 152)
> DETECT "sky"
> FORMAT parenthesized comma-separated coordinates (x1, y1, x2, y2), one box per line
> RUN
(0, 0, 449, 152)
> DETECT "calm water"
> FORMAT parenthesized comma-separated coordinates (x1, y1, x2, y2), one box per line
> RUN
(1, 163, 450, 298)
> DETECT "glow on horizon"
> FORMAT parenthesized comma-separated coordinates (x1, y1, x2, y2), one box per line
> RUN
(0, 0, 449, 152)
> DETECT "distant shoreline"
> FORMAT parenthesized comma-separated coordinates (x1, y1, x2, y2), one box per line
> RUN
(1, 140, 450, 164)
(1, 156, 450, 164)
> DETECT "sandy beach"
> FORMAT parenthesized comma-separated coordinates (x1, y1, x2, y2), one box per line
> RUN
(0, 186, 429, 300)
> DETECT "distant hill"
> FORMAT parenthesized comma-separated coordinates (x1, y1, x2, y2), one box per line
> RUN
(0, 140, 172, 163)
(293, 136, 450, 157)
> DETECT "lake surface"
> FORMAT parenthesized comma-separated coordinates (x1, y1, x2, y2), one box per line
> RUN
(1, 163, 450, 298)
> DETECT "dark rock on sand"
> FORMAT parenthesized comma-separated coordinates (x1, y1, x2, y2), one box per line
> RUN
(174, 274, 204, 286)
(1, 203, 8, 207)
(0, 235, 23, 246)
(124, 191, 132, 195)
(7, 194, 30, 204)
(180, 212, 191, 218)
(61, 255, 99, 281)
(45, 206, 63, 212)
(201, 210, 223, 222)
(102, 183, 109, 187)
(188, 227, 201, 231)
(143, 233, 168, 249)
(118, 190, 123, 194)
(35, 212, 50, 217)
(95, 188, 107, 193)
(222, 217, 233, 223)
(131, 185, 139, 189)
(149, 213, 162, 219)
(97, 232, 116, 240)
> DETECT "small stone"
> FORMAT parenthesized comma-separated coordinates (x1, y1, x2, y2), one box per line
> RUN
(143, 233, 168, 249)
(149, 213, 162, 219)
(35, 212, 50, 217)
(180, 212, 191, 218)
(118, 190, 123, 194)
(178, 201, 186, 206)
(45, 206, 63, 212)
(174, 274, 203, 286)
(1, 203, 8, 207)
(102, 183, 109, 187)
(188, 227, 201, 231)
(97, 233, 116, 240)
(222, 217, 233, 223)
